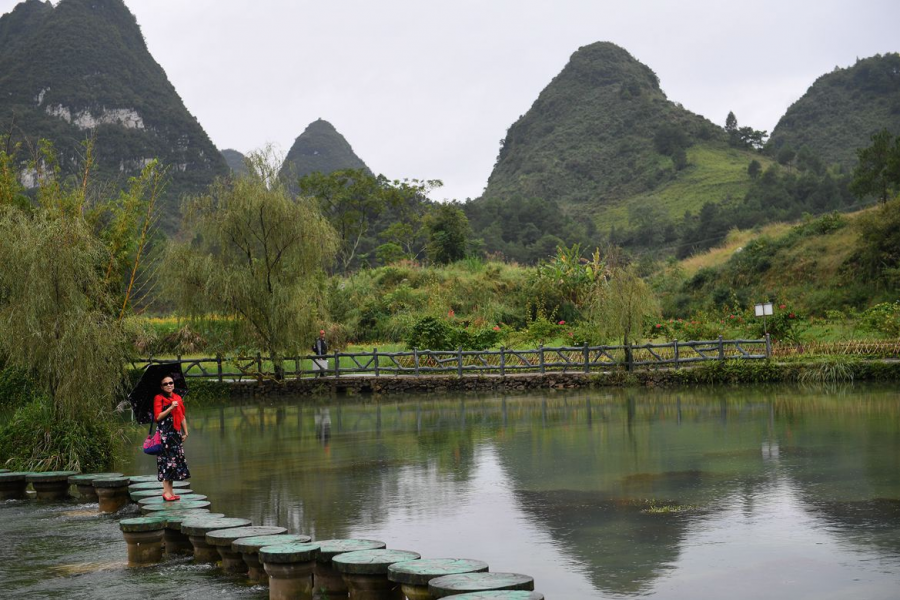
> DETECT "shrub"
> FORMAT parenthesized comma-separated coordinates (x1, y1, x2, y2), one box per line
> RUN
(0, 399, 120, 472)
(405, 317, 456, 350)
(859, 301, 900, 337)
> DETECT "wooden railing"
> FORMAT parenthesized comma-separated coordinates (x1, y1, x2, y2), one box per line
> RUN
(131, 336, 771, 382)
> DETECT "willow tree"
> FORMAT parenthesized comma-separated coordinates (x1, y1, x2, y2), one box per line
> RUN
(166, 150, 337, 379)
(588, 263, 660, 369)
(0, 141, 164, 471)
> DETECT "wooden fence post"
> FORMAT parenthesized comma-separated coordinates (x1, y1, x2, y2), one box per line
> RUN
(256, 352, 262, 375)
(765, 333, 772, 358)
(500, 347, 506, 376)
(334, 350, 340, 378)
(583, 343, 589, 374)
(294, 356, 300, 380)
(458, 346, 463, 378)
(539, 344, 545, 374)
(673, 339, 680, 370)
(414, 348, 419, 376)
(217, 353, 223, 383)
(626, 342, 633, 372)
(374, 348, 379, 377)
(718, 336, 725, 361)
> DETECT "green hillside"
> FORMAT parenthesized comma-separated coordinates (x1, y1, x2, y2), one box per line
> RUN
(279, 118, 370, 188)
(482, 42, 728, 210)
(658, 201, 900, 319)
(768, 53, 900, 166)
(594, 143, 769, 230)
(0, 0, 228, 232)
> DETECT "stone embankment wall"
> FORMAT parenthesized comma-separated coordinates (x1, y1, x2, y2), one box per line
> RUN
(219, 359, 900, 398)
(230, 371, 689, 397)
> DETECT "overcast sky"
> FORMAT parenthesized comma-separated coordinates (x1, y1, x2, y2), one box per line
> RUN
(2, 0, 898, 201)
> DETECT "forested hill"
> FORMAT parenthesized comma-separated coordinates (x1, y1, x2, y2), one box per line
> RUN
(768, 53, 900, 167)
(481, 42, 726, 209)
(278, 118, 370, 188)
(0, 0, 228, 232)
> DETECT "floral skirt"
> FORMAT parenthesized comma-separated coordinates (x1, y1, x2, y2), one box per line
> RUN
(156, 419, 191, 482)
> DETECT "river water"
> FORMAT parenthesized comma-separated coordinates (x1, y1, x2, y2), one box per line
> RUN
(2, 383, 899, 599)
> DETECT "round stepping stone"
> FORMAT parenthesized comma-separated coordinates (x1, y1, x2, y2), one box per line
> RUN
(69, 473, 123, 501)
(138, 493, 206, 505)
(125, 475, 158, 483)
(429, 573, 535, 598)
(314, 538, 387, 596)
(259, 542, 321, 599)
(206, 526, 288, 573)
(445, 593, 544, 600)
(141, 499, 210, 515)
(0, 472, 28, 500)
(181, 517, 252, 563)
(93, 477, 133, 513)
(129, 480, 190, 491)
(0, 469, 9, 473)
(390, 558, 490, 600)
(26, 471, 78, 500)
(162, 511, 222, 555)
(333, 549, 421, 599)
(119, 516, 167, 566)
(232, 534, 312, 583)
(164, 510, 220, 529)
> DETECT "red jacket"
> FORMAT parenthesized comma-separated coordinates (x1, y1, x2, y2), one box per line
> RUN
(154, 393, 186, 432)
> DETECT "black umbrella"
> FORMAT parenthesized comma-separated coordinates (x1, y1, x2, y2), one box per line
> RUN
(128, 363, 188, 424)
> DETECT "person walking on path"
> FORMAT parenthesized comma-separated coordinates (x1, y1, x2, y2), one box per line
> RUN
(153, 375, 191, 501)
(312, 330, 329, 378)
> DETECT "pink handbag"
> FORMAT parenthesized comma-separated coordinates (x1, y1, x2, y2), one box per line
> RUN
(142, 421, 163, 455)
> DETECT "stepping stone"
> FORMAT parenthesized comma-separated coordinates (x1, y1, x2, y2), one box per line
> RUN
(119, 516, 167, 566)
(259, 542, 321, 599)
(138, 493, 206, 505)
(125, 475, 158, 483)
(162, 511, 222, 556)
(206, 526, 288, 573)
(181, 517, 252, 563)
(26, 471, 78, 500)
(0, 472, 28, 500)
(68, 473, 123, 501)
(93, 477, 132, 513)
(428, 573, 535, 598)
(128, 480, 190, 492)
(314, 538, 386, 596)
(141, 499, 210, 515)
(332, 549, 421, 599)
(442, 593, 544, 600)
(130, 489, 194, 502)
(389, 558, 490, 600)
(232, 533, 312, 583)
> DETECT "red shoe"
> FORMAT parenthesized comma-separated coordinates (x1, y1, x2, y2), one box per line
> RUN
(163, 493, 180, 502)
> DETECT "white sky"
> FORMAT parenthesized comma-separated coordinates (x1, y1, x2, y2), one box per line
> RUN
(2, 0, 898, 201)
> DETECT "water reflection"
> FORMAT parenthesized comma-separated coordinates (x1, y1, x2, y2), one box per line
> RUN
(3, 384, 899, 599)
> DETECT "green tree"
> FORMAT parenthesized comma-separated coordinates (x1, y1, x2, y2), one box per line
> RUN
(748, 159, 762, 178)
(0, 143, 137, 471)
(298, 168, 440, 272)
(587, 262, 660, 369)
(850, 129, 900, 205)
(777, 145, 796, 169)
(167, 149, 338, 379)
(424, 202, 471, 265)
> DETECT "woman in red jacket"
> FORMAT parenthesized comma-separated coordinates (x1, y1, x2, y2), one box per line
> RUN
(154, 375, 191, 501)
